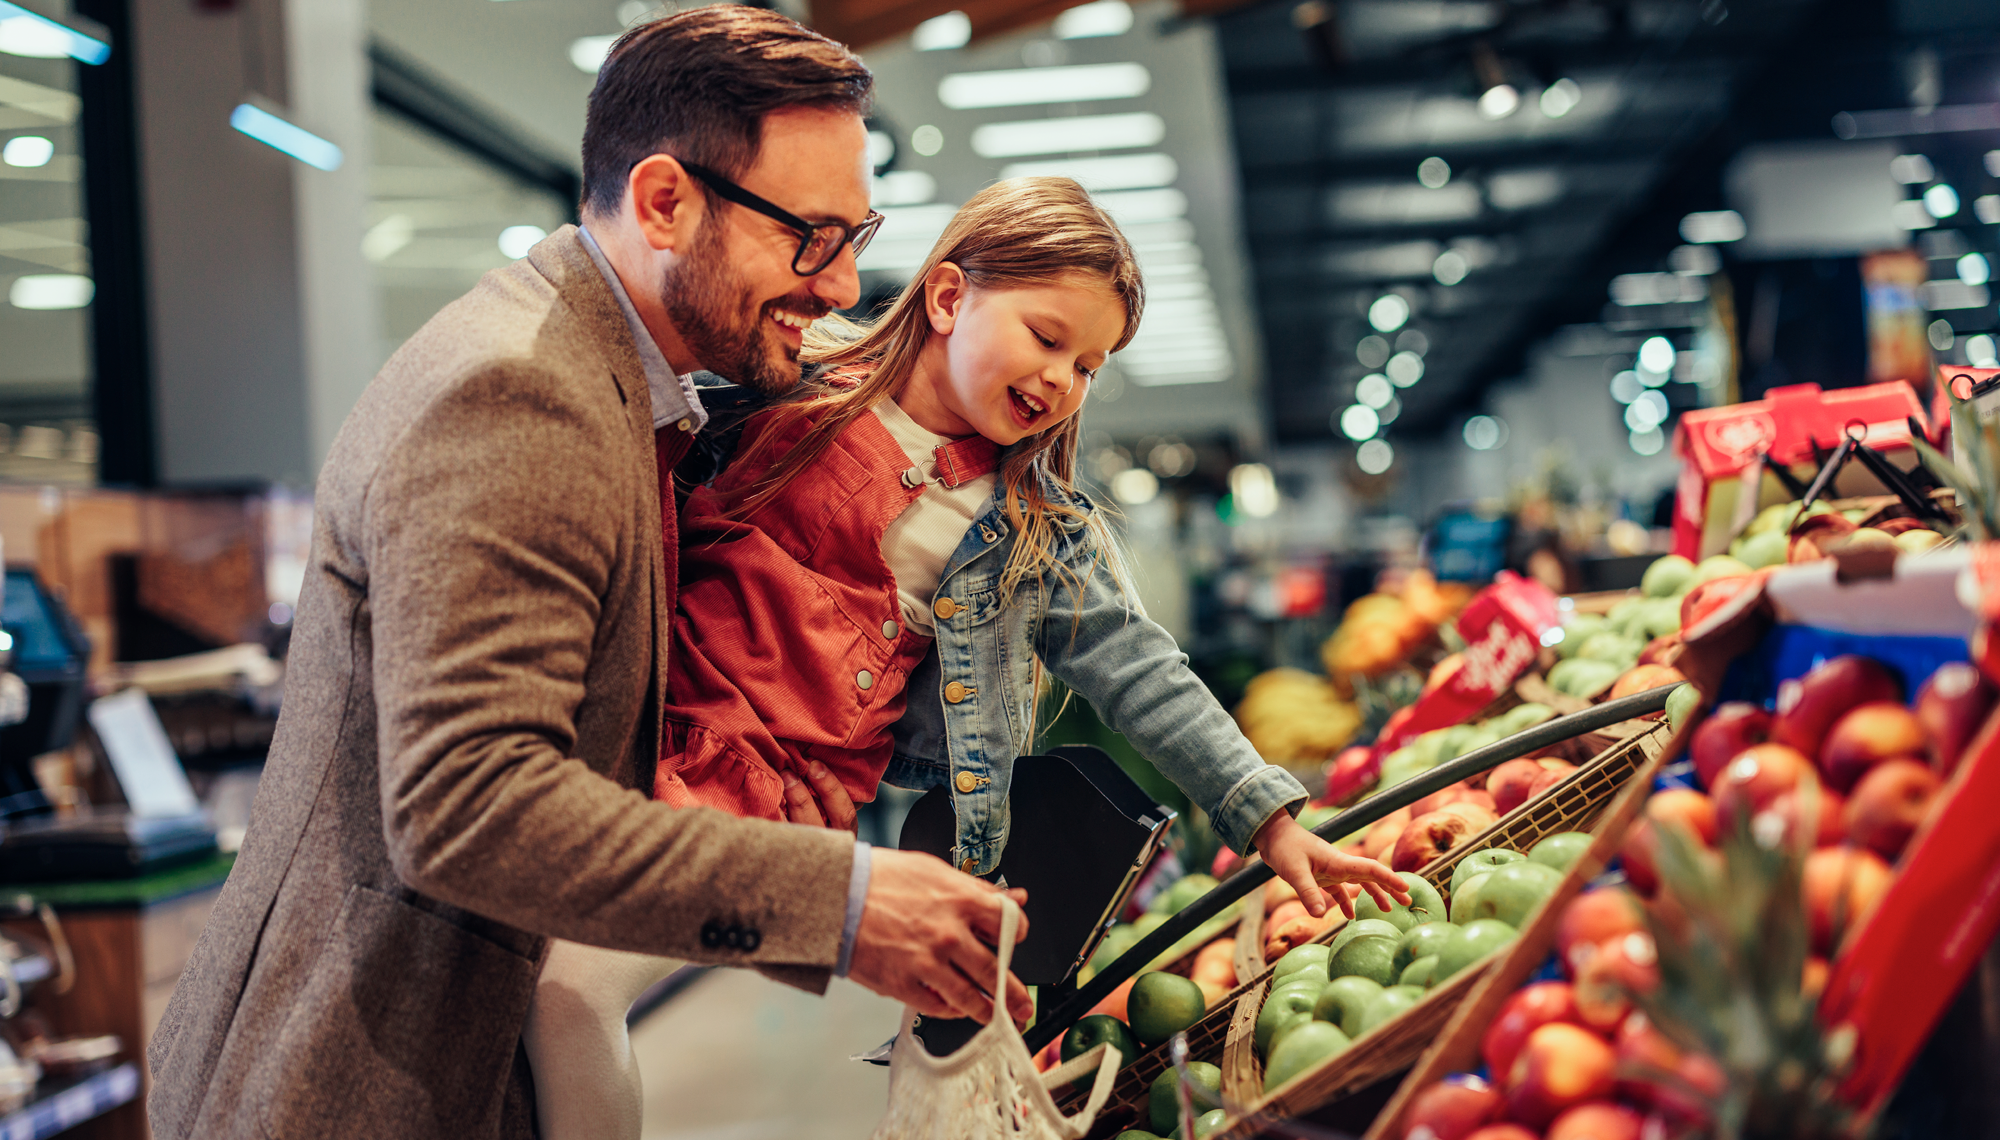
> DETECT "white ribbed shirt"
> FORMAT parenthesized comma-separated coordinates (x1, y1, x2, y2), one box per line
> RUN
(872, 399, 998, 636)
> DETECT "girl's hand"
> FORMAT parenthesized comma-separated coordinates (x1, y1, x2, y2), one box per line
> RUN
(1252, 813, 1409, 920)
(781, 763, 859, 832)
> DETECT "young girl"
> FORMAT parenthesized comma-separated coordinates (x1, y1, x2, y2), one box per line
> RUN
(525, 178, 1405, 1138)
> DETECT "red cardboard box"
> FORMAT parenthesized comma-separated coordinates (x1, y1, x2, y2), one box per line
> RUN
(1671, 381, 1927, 560)
(1368, 571, 1561, 762)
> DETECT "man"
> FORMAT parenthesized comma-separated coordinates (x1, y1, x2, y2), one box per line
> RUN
(147, 11, 1030, 1138)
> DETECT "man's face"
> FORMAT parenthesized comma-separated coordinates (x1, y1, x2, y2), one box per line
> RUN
(659, 107, 871, 394)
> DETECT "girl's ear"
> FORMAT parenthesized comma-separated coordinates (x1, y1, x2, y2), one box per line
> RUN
(923, 262, 969, 336)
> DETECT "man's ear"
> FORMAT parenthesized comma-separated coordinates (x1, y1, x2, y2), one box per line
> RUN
(924, 262, 968, 335)
(626, 155, 704, 253)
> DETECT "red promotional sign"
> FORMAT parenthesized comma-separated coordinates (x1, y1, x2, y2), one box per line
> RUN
(1369, 572, 1561, 762)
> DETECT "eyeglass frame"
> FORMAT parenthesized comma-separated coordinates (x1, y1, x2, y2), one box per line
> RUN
(675, 158, 883, 276)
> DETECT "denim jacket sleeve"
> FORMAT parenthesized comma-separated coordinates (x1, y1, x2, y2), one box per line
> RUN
(1035, 539, 1308, 855)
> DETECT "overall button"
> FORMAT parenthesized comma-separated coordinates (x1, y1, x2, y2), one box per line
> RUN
(954, 771, 979, 794)
(857, 670, 874, 690)
(944, 680, 971, 703)
(933, 597, 958, 620)
(902, 466, 924, 488)
(883, 620, 899, 639)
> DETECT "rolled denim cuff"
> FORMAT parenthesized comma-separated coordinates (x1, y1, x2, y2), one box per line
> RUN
(1211, 765, 1309, 855)
(836, 840, 871, 978)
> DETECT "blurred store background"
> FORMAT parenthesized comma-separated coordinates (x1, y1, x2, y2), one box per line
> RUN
(1, 0, 1999, 1135)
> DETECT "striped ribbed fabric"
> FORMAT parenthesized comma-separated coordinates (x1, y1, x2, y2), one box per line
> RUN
(874, 399, 999, 636)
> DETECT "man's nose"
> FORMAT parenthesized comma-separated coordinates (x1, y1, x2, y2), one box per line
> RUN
(808, 245, 862, 311)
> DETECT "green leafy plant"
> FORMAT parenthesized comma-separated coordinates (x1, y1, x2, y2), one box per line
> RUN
(1628, 788, 1870, 1140)
(1913, 384, 2000, 541)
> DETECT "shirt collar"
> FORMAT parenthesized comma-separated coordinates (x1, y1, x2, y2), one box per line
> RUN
(576, 224, 708, 433)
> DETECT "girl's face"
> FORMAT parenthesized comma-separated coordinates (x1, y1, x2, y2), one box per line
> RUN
(908, 266, 1127, 446)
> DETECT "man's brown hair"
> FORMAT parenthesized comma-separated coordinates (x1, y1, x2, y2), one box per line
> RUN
(580, 7, 873, 219)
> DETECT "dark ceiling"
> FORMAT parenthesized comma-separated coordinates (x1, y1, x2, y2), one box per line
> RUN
(1207, 0, 1916, 445)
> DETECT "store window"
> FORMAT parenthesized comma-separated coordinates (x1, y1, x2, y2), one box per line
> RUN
(0, 2, 99, 484)
(365, 106, 573, 363)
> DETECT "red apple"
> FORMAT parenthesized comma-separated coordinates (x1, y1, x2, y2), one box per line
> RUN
(1328, 746, 1380, 802)
(1527, 761, 1578, 802)
(1573, 931, 1658, 1032)
(1819, 703, 1929, 793)
(1915, 662, 1998, 779)
(1482, 982, 1584, 1083)
(1364, 808, 1413, 861)
(1803, 846, 1893, 955)
(1413, 783, 1498, 819)
(1762, 785, 1847, 847)
(1506, 1022, 1617, 1127)
(1637, 633, 1683, 667)
(1463, 1127, 1541, 1140)
(1439, 799, 1500, 833)
(1680, 572, 1763, 633)
(1689, 702, 1774, 791)
(1556, 889, 1645, 975)
(1546, 1102, 1644, 1140)
(1711, 743, 1812, 829)
(1620, 790, 1713, 897)
(1843, 758, 1940, 860)
(1489, 759, 1548, 814)
(1802, 955, 1829, 998)
(1615, 1015, 1724, 1126)
(1609, 664, 1687, 708)
(1400, 1074, 1503, 1140)
(1392, 810, 1477, 873)
(1771, 656, 1902, 760)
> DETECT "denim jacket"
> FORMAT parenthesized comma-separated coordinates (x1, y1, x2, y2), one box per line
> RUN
(882, 469, 1308, 875)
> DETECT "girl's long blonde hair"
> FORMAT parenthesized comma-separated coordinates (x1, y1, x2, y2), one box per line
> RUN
(728, 176, 1146, 605)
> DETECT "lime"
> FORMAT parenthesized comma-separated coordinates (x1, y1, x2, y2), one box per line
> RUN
(1128, 972, 1208, 1046)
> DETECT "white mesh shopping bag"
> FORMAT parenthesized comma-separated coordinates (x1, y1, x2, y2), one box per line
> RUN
(870, 898, 1122, 1140)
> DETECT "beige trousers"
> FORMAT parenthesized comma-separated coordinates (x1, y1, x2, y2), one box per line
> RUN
(524, 939, 682, 1140)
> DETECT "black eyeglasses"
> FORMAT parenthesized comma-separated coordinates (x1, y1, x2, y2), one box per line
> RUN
(678, 159, 883, 276)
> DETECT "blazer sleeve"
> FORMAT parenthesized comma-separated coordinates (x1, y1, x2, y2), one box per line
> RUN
(1036, 536, 1308, 855)
(361, 360, 852, 985)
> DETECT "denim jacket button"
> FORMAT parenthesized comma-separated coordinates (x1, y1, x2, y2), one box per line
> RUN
(932, 597, 958, 620)
(944, 680, 970, 703)
(954, 771, 978, 794)
(857, 670, 874, 690)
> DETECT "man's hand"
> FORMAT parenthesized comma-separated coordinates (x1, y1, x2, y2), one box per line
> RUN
(781, 762, 858, 832)
(1254, 814, 1410, 920)
(847, 848, 1035, 1026)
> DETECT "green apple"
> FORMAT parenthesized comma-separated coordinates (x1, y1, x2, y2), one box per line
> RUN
(1548, 657, 1624, 698)
(1664, 682, 1700, 730)
(1255, 980, 1322, 1055)
(1555, 614, 1607, 659)
(1434, 918, 1518, 980)
(1496, 702, 1557, 736)
(1149, 1062, 1222, 1135)
(1115, 1132, 1163, 1140)
(1329, 935, 1400, 986)
(1450, 849, 1526, 898)
(1272, 944, 1331, 983)
(1399, 954, 1439, 988)
(1313, 975, 1384, 1036)
(1263, 1022, 1350, 1093)
(1327, 918, 1402, 959)
(1063, 1014, 1139, 1068)
(1377, 746, 1433, 789)
(1691, 554, 1752, 587)
(1732, 529, 1788, 570)
(1578, 631, 1644, 664)
(1353, 871, 1445, 932)
(1152, 874, 1220, 915)
(1526, 831, 1593, 872)
(1392, 920, 1459, 974)
(1089, 924, 1140, 975)
(1356, 984, 1427, 1036)
(1171, 1108, 1228, 1139)
(1455, 861, 1564, 928)
(1449, 873, 1491, 925)
(1641, 554, 1695, 598)
(1297, 804, 1340, 832)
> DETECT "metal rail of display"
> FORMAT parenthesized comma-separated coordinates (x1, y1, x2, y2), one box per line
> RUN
(1020, 683, 1680, 1055)
(0, 1061, 138, 1140)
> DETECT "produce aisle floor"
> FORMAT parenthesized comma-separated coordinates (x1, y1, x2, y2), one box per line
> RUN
(632, 968, 902, 1139)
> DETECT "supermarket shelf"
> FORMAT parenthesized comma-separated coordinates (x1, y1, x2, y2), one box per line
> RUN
(0, 1062, 139, 1140)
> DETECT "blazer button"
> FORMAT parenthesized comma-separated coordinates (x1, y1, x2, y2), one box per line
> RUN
(723, 925, 743, 949)
(740, 927, 761, 952)
(700, 921, 724, 949)
(954, 771, 979, 794)
(933, 597, 958, 620)
(944, 680, 970, 703)
(857, 670, 874, 690)
(883, 620, 899, 639)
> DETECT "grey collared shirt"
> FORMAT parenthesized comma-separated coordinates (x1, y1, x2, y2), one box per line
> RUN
(574, 223, 872, 977)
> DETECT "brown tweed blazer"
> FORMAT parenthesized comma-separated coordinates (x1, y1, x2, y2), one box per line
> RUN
(146, 226, 856, 1139)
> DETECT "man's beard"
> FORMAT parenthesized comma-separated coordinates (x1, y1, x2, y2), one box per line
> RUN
(659, 222, 825, 395)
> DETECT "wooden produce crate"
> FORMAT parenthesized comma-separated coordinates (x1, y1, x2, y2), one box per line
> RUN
(1047, 885, 1271, 1133)
(1214, 720, 1673, 1138)
(1360, 738, 1673, 1140)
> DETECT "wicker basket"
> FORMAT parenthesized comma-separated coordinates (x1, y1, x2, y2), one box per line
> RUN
(1209, 720, 1673, 1138)
(1359, 735, 1675, 1140)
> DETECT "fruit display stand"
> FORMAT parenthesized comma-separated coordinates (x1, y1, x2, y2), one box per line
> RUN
(1213, 720, 1673, 1138)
